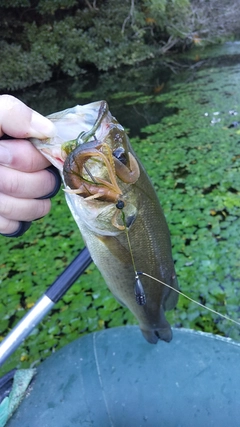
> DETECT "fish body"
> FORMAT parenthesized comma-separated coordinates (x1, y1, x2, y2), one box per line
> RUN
(31, 101, 178, 344)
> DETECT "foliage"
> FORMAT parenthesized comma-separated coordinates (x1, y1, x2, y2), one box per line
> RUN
(1, 44, 240, 374)
(132, 65, 240, 342)
(1, 0, 240, 91)
(0, 0, 154, 91)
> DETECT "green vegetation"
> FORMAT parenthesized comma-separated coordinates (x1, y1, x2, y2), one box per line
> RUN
(1, 45, 240, 375)
(1, 0, 240, 91)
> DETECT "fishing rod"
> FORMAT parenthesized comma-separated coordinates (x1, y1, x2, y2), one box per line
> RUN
(0, 247, 92, 368)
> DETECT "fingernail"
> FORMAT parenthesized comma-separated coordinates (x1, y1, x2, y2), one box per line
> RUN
(0, 144, 12, 165)
(30, 111, 56, 138)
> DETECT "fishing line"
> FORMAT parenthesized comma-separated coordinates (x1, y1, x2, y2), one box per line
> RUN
(83, 164, 97, 183)
(116, 202, 146, 305)
(138, 272, 240, 327)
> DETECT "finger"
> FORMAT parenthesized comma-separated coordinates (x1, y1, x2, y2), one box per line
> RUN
(0, 95, 56, 139)
(0, 221, 32, 238)
(0, 193, 51, 222)
(0, 165, 57, 199)
(0, 139, 51, 172)
(0, 216, 20, 235)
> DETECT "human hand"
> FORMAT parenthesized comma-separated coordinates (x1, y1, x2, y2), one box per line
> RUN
(0, 95, 61, 237)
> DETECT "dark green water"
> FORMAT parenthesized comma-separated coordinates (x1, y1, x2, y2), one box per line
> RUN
(1, 42, 240, 374)
(16, 60, 175, 137)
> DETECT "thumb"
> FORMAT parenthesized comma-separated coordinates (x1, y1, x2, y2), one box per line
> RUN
(0, 95, 56, 139)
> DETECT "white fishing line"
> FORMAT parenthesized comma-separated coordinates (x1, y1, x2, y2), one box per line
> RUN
(139, 272, 240, 327)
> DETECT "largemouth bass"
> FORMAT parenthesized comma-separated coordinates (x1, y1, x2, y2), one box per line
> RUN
(31, 101, 178, 344)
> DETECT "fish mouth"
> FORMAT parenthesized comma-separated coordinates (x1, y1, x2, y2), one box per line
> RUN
(63, 143, 140, 202)
(63, 142, 140, 231)
(63, 143, 123, 203)
(31, 101, 107, 171)
(31, 100, 140, 231)
(60, 101, 140, 205)
(32, 101, 140, 186)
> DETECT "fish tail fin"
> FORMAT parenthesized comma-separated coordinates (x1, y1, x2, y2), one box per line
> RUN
(140, 324, 173, 344)
(139, 304, 173, 344)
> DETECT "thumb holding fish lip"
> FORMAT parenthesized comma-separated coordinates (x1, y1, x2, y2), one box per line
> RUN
(0, 95, 58, 237)
(0, 94, 56, 139)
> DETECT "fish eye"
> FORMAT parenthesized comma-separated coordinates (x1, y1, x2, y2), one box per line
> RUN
(112, 147, 127, 165)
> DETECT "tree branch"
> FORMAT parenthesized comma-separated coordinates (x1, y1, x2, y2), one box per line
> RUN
(121, 0, 135, 35)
